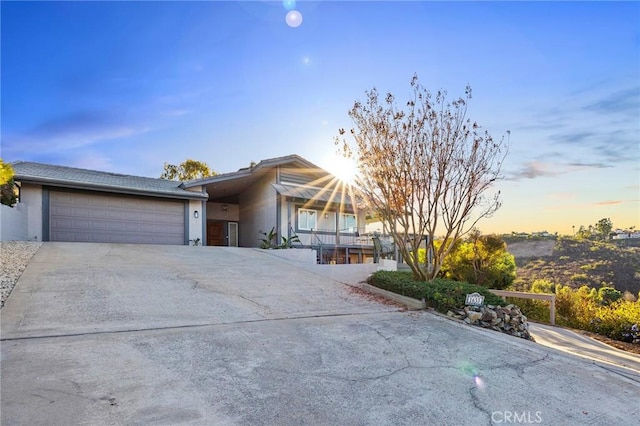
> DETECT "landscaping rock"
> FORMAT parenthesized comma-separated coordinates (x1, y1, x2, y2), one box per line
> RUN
(450, 303, 535, 341)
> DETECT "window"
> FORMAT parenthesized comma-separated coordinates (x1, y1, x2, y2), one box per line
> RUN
(339, 213, 357, 233)
(298, 208, 317, 230)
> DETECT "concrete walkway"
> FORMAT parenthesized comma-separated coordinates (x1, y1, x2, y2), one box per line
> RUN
(1, 243, 638, 425)
(529, 322, 640, 378)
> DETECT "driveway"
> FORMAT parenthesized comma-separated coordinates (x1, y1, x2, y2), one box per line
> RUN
(528, 322, 640, 379)
(1, 243, 639, 425)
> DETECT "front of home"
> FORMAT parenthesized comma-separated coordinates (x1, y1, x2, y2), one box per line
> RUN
(186, 154, 375, 263)
(5, 155, 379, 263)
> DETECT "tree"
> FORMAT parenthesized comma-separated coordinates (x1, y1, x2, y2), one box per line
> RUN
(594, 217, 613, 240)
(335, 75, 508, 281)
(160, 159, 216, 181)
(0, 159, 17, 207)
(438, 231, 516, 289)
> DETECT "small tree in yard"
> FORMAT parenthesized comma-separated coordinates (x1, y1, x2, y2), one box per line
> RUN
(438, 231, 516, 289)
(160, 159, 216, 181)
(0, 158, 18, 207)
(335, 75, 508, 281)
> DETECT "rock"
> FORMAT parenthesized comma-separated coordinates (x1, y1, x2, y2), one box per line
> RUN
(467, 311, 483, 323)
(447, 302, 534, 341)
(481, 310, 497, 322)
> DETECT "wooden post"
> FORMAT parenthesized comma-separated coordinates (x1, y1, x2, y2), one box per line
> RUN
(489, 290, 556, 326)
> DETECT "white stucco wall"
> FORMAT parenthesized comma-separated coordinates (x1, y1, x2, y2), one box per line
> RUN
(20, 184, 43, 241)
(188, 199, 204, 245)
(0, 203, 28, 241)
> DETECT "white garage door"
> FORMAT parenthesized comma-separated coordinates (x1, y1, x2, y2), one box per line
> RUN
(49, 191, 185, 245)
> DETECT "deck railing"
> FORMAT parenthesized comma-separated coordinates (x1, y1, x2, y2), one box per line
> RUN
(309, 228, 378, 247)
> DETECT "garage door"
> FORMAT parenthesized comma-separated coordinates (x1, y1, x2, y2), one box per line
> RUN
(49, 191, 185, 244)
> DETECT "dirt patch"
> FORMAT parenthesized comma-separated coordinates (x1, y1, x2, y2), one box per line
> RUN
(347, 285, 407, 310)
(507, 240, 556, 259)
(579, 330, 640, 355)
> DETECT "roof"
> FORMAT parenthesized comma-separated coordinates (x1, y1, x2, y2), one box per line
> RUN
(183, 154, 323, 188)
(272, 183, 360, 207)
(12, 161, 208, 200)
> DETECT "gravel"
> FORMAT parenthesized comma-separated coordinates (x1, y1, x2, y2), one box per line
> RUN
(1, 241, 43, 309)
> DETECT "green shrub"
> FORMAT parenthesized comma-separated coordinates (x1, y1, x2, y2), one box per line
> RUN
(570, 273, 589, 283)
(509, 298, 550, 323)
(596, 286, 622, 305)
(367, 271, 504, 313)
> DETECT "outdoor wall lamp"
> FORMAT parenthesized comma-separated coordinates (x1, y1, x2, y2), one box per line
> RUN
(222, 204, 229, 211)
(194, 211, 199, 218)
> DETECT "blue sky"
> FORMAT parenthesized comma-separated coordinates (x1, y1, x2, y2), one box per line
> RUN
(2, 1, 638, 235)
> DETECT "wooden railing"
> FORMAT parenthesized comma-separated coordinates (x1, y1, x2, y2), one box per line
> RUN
(309, 229, 375, 247)
(488, 290, 556, 326)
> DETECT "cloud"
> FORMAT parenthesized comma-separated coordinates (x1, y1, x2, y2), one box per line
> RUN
(29, 110, 145, 143)
(522, 83, 640, 166)
(593, 200, 623, 206)
(507, 161, 559, 180)
(2, 109, 150, 159)
(583, 87, 640, 115)
(566, 161, 610, 169)
(507, 160, 613, 181)
(549, 131, 596, 145)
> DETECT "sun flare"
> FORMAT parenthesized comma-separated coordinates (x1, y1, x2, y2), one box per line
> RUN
(329, 155, 358, 185)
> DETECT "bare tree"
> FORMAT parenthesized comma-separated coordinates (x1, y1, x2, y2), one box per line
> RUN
(336, 75, 508, 281)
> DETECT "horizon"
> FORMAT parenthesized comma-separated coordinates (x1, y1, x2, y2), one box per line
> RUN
(2, 1, 638, 236)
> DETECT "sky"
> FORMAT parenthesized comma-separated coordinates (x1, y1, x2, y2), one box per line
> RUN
(1, 1, 638, 235)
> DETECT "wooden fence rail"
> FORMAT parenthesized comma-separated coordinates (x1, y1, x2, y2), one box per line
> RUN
(488, 290, 556, 326)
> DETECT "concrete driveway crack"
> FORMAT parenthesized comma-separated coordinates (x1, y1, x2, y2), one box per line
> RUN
(468, 385, 492, 426)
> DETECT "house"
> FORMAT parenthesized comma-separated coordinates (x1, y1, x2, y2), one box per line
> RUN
(7, 161, 207, 245)
(184, 154, 375, 263)
(5, 155, 377, 263)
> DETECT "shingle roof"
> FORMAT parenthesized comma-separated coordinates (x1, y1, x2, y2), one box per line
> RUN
(183, 154, 321, 187)
(12, 161, 207, 200)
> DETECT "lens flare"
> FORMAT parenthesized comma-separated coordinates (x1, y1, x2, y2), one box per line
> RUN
(473, 375, 486, 390)
(282, 0, 296, 11)
(285, 10, 303, 28)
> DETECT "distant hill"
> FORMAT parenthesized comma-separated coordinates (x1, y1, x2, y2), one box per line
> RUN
(507, 236, 640, 296)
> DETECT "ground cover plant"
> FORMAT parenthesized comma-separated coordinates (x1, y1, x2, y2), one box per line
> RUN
(367, 271, 504, 313)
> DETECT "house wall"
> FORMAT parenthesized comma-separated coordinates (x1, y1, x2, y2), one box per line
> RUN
(207, 202, 240, 222)
(288, 202, 368, 247)
(188, 199, 204, 244)
(239, 171, 277, 247)
(280, 194, 290, 241)
(0, 203, 28, 241)
(21, 183, 43, 241)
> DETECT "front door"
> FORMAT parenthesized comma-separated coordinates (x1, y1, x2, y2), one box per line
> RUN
(207, 222, 225, 246)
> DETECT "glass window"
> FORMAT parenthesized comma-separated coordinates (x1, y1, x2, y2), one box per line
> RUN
(298, 209, 317, 230)
(339, 213, 357, 232)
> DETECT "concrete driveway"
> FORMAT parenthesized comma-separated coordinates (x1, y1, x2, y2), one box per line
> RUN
(1, 243, 639, 425)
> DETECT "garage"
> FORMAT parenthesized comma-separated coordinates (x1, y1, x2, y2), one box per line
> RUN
(49, 191, 186, 245)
